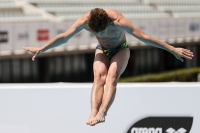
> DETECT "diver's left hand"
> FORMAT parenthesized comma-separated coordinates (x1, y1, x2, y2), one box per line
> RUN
(172, 47, 194, 62)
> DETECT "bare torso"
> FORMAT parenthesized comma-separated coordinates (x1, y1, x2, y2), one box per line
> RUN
(83, 9, 127, 49)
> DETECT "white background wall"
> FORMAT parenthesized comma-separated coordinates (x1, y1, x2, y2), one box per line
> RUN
(0, 83, 199, 133)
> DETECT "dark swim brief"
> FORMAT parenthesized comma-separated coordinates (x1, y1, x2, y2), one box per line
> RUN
(96, 42, 129, 59)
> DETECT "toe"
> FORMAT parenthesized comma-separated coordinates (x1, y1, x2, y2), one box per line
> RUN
(86, 119, 93, 125)
(89, 122, 94, 126)
(93, 119, 98, 124)
(91, 121, 96, 126)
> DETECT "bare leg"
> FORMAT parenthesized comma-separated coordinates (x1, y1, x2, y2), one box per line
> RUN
(86, 49, 109, 126)
(94, 48, 130, 124)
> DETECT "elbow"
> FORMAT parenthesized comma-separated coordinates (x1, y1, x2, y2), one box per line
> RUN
(139, 32, 150, 40)
(134, 32, 151, 43)
(58, 33, 68, 43)
(142, 34, 150, 40)
(133, 30, 149, 40)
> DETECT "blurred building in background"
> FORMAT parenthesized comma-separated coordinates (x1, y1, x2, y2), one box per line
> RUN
(0, 0, 200, 83)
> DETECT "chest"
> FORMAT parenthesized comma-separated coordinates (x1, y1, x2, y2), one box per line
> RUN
(94, 25, 120, 38)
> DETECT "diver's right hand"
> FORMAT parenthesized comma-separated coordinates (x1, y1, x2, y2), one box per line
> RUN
(172, 47, 194, 62)
(23, 47, 43, 61)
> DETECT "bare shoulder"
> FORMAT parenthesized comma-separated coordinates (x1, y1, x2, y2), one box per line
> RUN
(104, 9, 134, 32)
(104, 9, 124, 23)
(78, 12, 90, 23)
(73, 12, 90, 29)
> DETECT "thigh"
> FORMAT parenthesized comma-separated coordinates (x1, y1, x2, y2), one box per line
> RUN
(107, 48, 130, 79)
(93, 49, 110, 77)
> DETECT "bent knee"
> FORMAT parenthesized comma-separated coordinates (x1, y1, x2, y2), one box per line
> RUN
(106, 72, 120, 86)
(94, 72, 107, 85)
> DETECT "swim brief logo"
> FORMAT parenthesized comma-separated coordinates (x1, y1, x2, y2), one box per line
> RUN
(121, 42, 128, 48)
(127, 117, 193, 133)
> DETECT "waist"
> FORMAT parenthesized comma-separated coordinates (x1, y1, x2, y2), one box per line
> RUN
(99, 42, 129, 50)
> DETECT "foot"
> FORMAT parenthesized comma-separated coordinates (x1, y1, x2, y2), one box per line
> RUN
(86, 110, 98, 126)
(93, 109, 106, 125)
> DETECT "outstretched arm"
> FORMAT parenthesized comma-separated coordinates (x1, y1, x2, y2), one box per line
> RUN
(23, 17, 86, 61)
(117, 15, 194, 62)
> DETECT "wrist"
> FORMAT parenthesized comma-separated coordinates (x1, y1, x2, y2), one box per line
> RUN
(171, 46, 175, 52)
(40, 46, 46, 52)
(169, 46, 175, 53)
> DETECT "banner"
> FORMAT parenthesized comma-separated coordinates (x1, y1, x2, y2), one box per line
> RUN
(0, 18, 200, 52)
(14, 23, 30, 50)
(28, 22, 55, 47)
(0, 23, 13, 51)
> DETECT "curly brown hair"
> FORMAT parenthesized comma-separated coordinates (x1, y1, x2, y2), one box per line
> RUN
(88, 8, 110, 33)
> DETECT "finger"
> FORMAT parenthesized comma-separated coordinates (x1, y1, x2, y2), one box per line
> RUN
(32, 51, 40, 61)
(32, 55, 36, 61)
(183, 55, 192, 60)
(182, 54, 192, 59)
(183, 49, 193, 54)
(23, 47, 35, 53)
(183, 49, 190, 52)
(183, 49, 194, 57)
(184, 51, 194, 57)
(23, 47, 32, 51)
(183, 52, 193, 57)
(182, 52, 193, 59)
(23, 46, 28, 49)
(23, 47, 30, 51)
